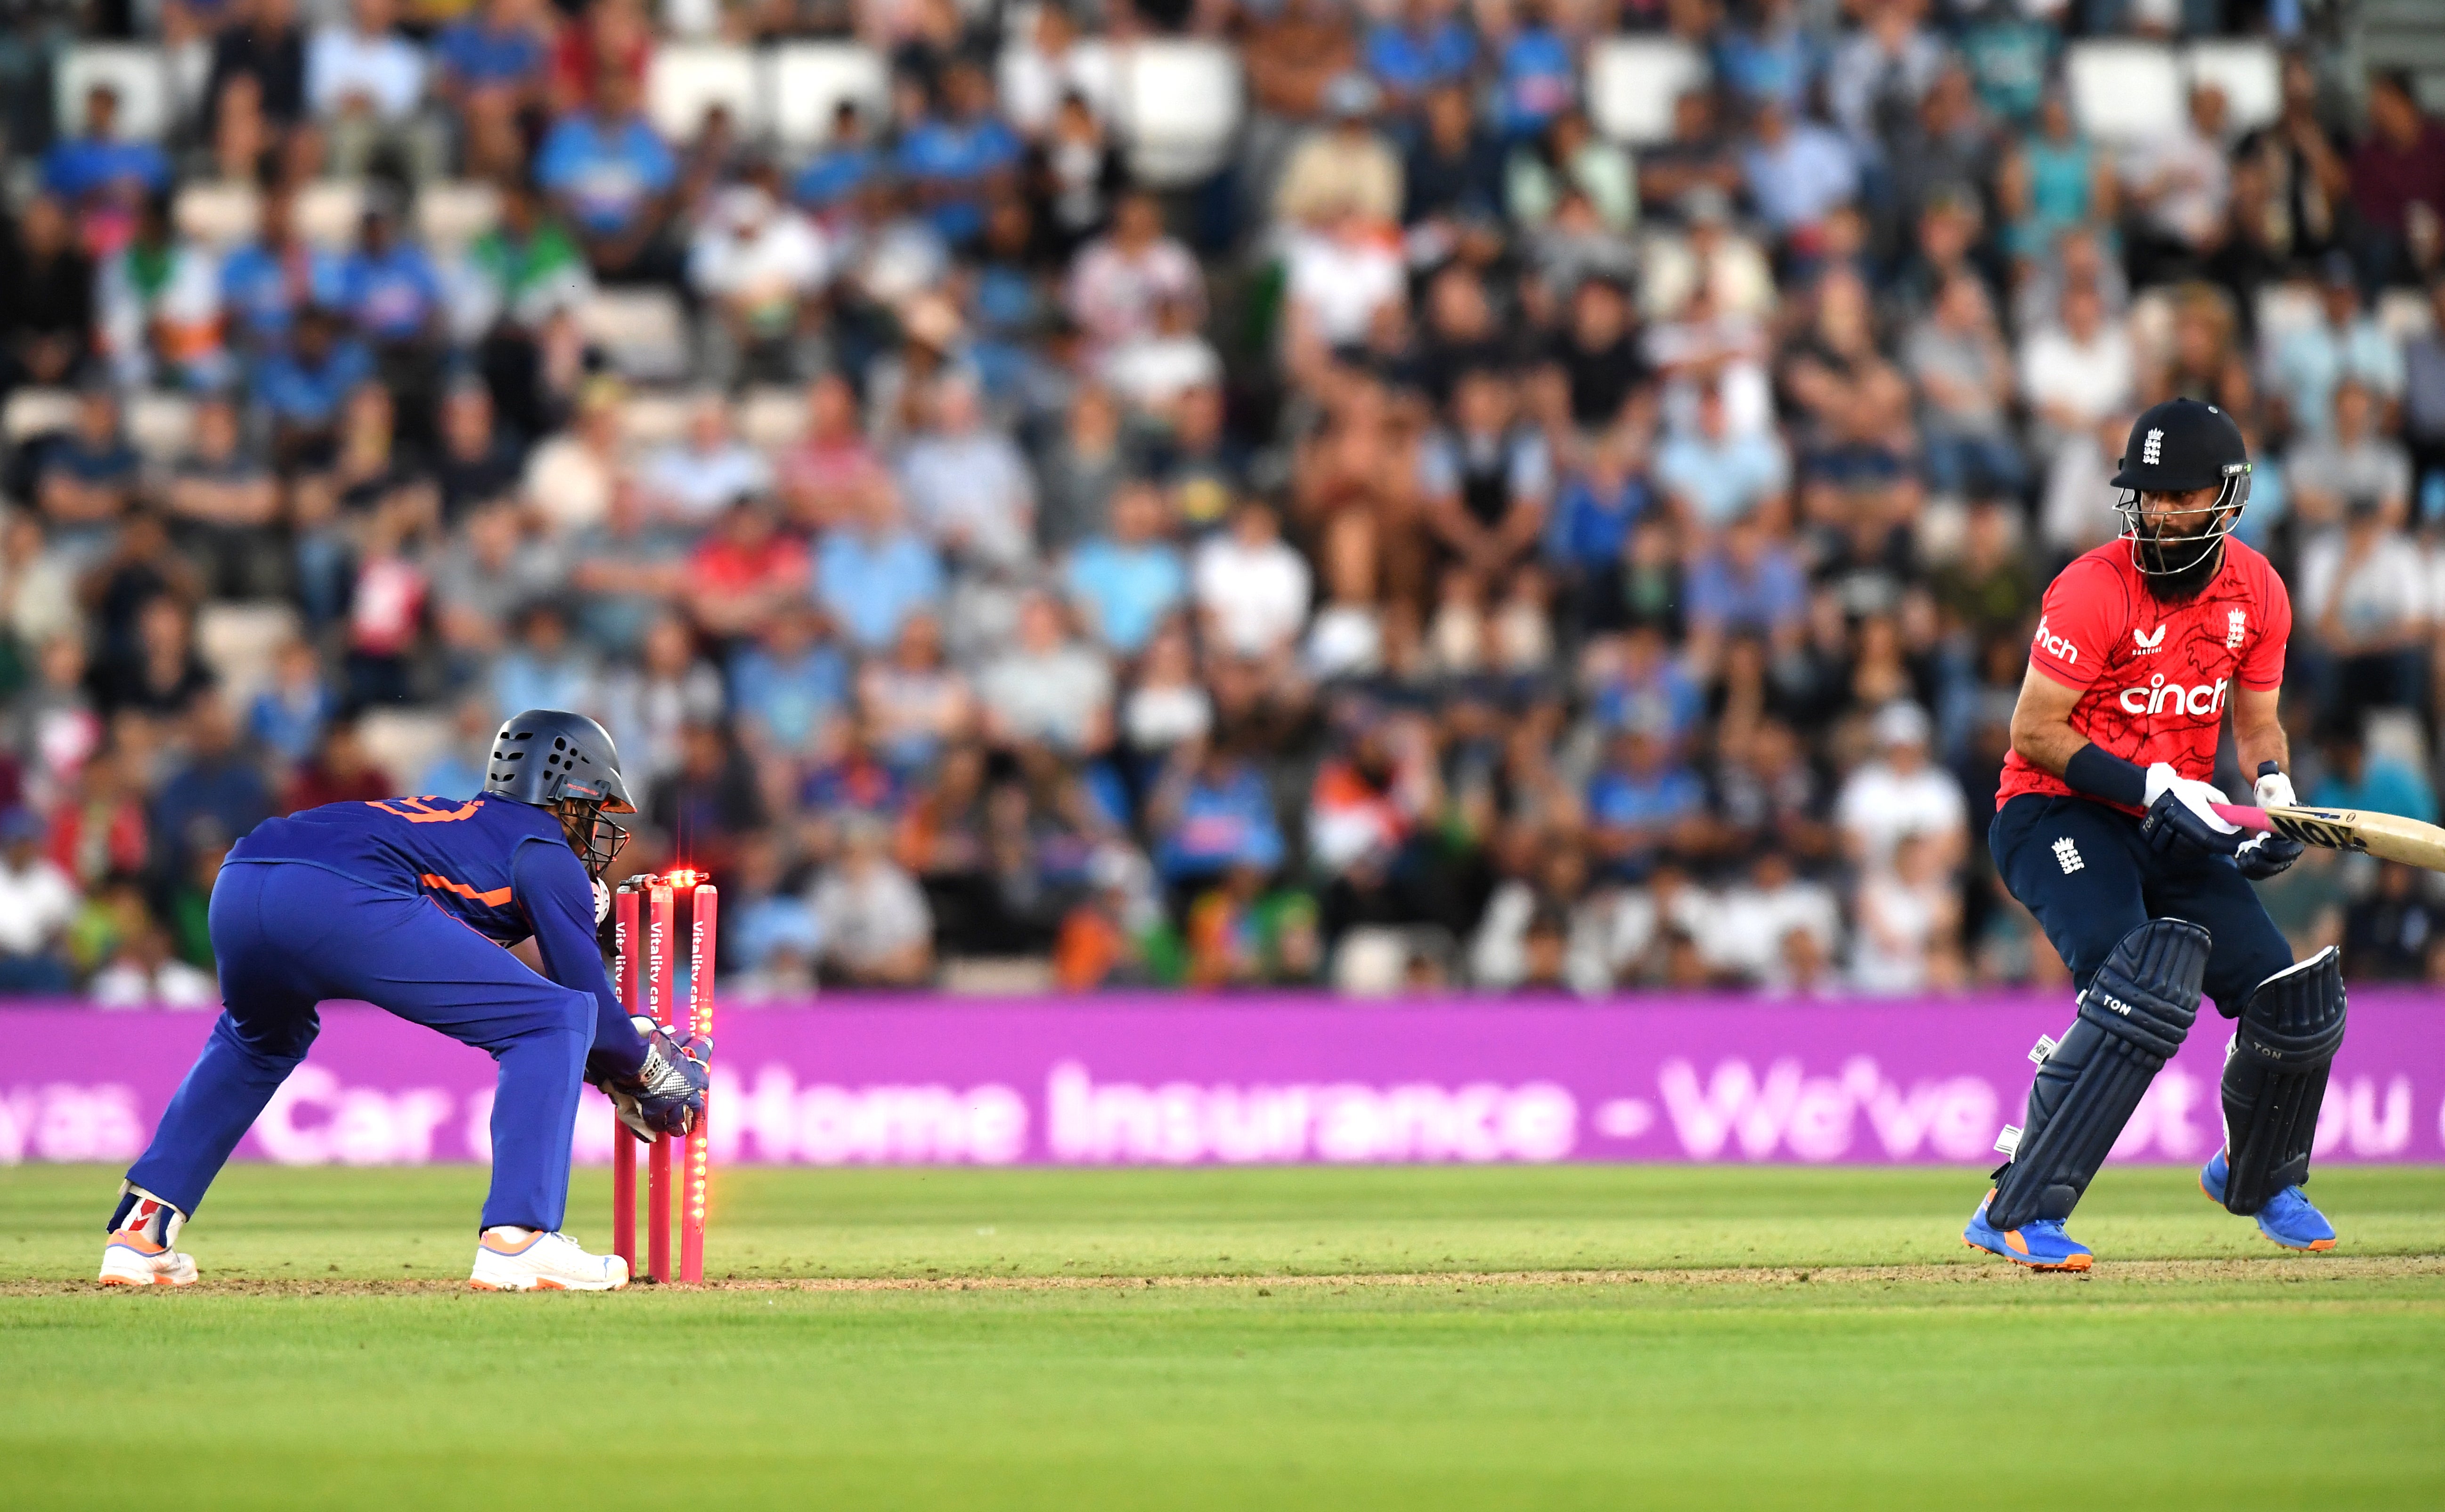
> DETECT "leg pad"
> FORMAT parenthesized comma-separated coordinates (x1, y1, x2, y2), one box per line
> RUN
(1990, 919, 2209, 1229)
(2221, 948, 2346, 1216)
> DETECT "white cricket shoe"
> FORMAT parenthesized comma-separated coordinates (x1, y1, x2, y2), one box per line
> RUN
(99, 1231, 199, 1287)
(469, 1228, 630, 1292)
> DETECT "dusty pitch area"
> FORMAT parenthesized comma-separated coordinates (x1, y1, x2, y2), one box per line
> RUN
(11, 1252, 2442, 1297)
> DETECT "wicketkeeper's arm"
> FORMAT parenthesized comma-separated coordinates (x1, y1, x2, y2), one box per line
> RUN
(512, 838, 648, 1078)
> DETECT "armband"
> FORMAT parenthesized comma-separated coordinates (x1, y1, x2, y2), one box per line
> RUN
(2065, 743, 2149, 809)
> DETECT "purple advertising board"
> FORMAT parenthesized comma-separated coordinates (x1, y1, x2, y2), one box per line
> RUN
(5, 994, 2442, 1169)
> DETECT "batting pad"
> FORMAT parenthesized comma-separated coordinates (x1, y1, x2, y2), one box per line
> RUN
(1989, 919, 2210, 1230)
(2221, 947, 2347, 1216)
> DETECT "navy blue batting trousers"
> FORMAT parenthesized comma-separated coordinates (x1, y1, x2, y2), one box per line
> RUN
(1992, 794, 2293, 1019)
(126, 861, 595, 1231)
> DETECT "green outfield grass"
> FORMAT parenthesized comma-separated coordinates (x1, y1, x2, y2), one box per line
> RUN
(5, 1163, 2444, 1510)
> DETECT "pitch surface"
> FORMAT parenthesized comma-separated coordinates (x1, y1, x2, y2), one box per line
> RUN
(6, 1164, 2442, 1508)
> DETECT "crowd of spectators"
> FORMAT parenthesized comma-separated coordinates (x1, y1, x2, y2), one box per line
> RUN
(3, 0, 2445, 1002)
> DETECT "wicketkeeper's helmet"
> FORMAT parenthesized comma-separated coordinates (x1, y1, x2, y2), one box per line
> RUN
(485, 709, 637, 813)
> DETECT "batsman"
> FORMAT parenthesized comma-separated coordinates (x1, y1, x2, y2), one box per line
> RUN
(1968, 398, 2345, 1269)
(99, 711, 709, 1292)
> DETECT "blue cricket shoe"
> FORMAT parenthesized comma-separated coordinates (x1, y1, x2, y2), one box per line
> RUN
(1963, 1190, 2093, 1271)
(2200, 1150, 2338, 1251)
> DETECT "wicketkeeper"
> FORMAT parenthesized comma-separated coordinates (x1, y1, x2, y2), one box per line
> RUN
(1969, 398, 2344, 1269)
(101, 710, 709, 1292)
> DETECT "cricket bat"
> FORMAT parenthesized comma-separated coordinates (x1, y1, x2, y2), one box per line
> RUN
(2213, 802, 2445, 871)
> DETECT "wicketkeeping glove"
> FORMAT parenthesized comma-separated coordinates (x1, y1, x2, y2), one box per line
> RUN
(2139, 762, 2243, 860)
(592, 1017, 712, 1139)
(2235, 761, 2304, 881)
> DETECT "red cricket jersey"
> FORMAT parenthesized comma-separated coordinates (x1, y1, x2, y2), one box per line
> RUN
(1996, 537, 2291, 812)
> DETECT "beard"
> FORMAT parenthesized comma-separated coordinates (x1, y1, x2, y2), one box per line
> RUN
(2137, 529, 2225, 602)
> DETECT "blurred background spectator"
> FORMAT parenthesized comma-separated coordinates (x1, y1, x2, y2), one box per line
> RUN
(6, 0, 2445, 1002)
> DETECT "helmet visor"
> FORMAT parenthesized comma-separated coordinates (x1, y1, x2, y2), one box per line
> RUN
(2116, 465, 2250, 577)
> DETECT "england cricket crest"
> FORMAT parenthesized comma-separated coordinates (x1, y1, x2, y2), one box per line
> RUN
(2226, 609, 2246, 649)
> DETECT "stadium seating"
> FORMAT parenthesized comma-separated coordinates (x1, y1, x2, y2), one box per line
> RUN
(126, 392, 196, 465)
(196, 602, 303, 711)
(2, 388, 79, 445)
(767, 43, 893, 147)
(740, 387, 810, 450)
(579, 289, 693, 383)
(648, 43, 766, 144)
(55, 43, 173, 140)
(2064, 41, 2184, 144)
(296, 180, 368, 249)
(414, 180, 504, 252)
(1586, 38, 1710, 146)
(2183, 40, 2281, 134)
(172, 182, 261, 249)
(359, 707, 456, 789)
(1110, 41, 1243, 187)
(617, 390, 695, 448)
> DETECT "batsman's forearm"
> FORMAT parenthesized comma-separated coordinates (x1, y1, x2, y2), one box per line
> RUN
(2235, 720, 2289, 784)
(2011, 708, 2099, 781)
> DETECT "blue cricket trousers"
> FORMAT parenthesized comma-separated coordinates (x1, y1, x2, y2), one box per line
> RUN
(126, 861, 595, 1232)
(1992, 794, 2293, 1019)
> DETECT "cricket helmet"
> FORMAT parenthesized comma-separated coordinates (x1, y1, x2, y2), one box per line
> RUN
(2111, 398, 2252, 580)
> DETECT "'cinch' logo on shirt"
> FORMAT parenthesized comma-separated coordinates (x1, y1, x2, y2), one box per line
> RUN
(2118, 675, 2227, 718)
(2032, 616, 2078, 665)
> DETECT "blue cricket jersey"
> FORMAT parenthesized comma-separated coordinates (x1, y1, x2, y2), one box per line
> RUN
(226, 795, 636, 1065)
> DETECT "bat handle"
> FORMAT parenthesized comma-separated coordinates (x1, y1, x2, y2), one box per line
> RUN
(2212, 802, 2272, 833)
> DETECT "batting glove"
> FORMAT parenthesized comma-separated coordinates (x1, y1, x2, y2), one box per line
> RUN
(2140, 763, 2243, 860)
(2237, 762, 2304, 880)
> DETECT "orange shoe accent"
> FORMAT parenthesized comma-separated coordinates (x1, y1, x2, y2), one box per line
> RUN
(2005, 1228, 2030, 1255)
(480, 1230, 544, 1256)
(107, 1233, 166, 1256)
(2305, 1238, 2336, 1252)
(99, 1276, 139, 1286)
(470, 1280, 502, 1291)
(534, 1279, 567, 1290)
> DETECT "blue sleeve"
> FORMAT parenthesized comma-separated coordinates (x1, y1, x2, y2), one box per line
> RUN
(1541, 484, 1580, 563)
(632, 126, 676, 192)
(510, 836, 647, 1074)
(533, 122, 582, 191)
(41, 145, 82, 196)
(1683, 561, 1727, 624)
(256, 359, 302, 418)
(218, 248, 255, 302)
(1768, 555, 1808, 626)
(978, 122, 1021, 172)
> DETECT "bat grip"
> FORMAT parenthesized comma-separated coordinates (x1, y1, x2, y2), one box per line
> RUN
(2212, 803, 2272, 834)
